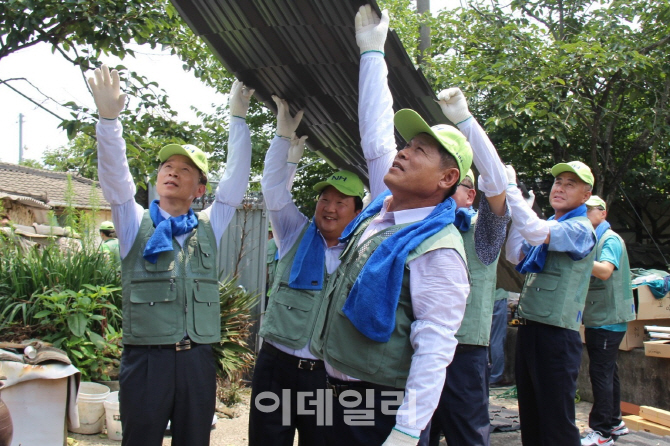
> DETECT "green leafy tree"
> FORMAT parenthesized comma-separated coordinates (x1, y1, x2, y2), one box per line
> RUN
(382, 0, 669, 247)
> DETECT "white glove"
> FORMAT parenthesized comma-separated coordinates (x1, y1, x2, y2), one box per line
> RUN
(505, 164, 517, 186)
(355, 5, 390, 54)
(88, 64, 127, 120)
(436, 87, 471, 125)
(229, 80, 254, 119)
(525, 190, 536, 208)
(382, 428, 419, 446)
(272, 95, 304, 139)
(287, 133, 308, 164)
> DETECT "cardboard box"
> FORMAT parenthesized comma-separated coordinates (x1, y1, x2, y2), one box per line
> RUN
(637, 285, 670, 320)
(620, 318, 670, 351)
(640, 406, 670, 428)
(644, 339, 670, 358)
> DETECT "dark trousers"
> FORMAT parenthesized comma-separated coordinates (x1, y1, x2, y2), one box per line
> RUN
(419, 345, 490, 446)
(323, 377, 403, 446)
(516, 324, 582, 446)
(490, 298, 508, 383)
(249, 344, 328, 446)
(584, 328, 626, 437)
(119, 343, 216, 446)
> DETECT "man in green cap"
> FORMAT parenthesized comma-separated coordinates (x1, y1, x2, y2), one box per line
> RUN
(253, 95, 373, 446)
(505, 160, 597, 445)
(420, 86, 511, 446)
(89, 65, 253, 446)
(580, 195, 634, 446)
(98, 220, 120, 265)
(309, 6, 472, 446)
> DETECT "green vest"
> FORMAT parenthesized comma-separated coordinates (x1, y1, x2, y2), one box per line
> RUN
(583, 229, 635, 327)
(259, 225, 326, 349)
(456, 216, 499, 346)
(311, 218, 466, 389)
(266, 238, 278, 297)
(518, 216, 596, 331)
(101, 238, 121, 265)
(121, 211, 220, 345)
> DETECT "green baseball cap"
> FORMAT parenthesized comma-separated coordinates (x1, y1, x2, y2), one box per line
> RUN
(551, 161, 594, 186)
(586, 195, 607, 210)
(159, 144, 209, 176)
(393, 109, 473, 183)
(313, 170, 365, 200)
(100, 221, 114, 231)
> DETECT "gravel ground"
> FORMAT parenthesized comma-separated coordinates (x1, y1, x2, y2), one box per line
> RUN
(70, 385, 670, 446)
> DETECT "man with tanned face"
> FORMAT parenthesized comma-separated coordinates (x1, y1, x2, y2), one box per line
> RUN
(309, 6, 472, 446)
(505, 161, 597, 445)
(252, 96, 378, 446)
(89, 66, 253, 446)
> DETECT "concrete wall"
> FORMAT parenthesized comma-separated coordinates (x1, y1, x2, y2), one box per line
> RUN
(501, 327, 670, 411)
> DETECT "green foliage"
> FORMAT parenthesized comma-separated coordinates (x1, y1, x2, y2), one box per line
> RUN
(18, 158, 43, 169)
(0, 232, 122, 380)
(426, 0, 669, 202)
(211, 277, 259, 383)
(32, 285, 123, 381)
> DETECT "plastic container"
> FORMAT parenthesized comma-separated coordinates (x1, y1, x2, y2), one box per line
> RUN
(104, 391, 122, 441)
(69, 382, 110, 434)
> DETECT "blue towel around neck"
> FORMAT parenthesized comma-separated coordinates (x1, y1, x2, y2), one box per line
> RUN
(340, 190, 457, 343)
(595, 220, 611, 242)
(454, 206, 476, 232)
(516, 204, 588, 274)
(288, 220, 326, 290)
(143, 200, 199, 264)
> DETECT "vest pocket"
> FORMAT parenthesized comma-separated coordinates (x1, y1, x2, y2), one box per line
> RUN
(192, 279, 220, 337)
(129, 280, 179, 337)
(520, 273, 558, 317)
(262, 288, 316, 342)
(199, 242, 214, 269)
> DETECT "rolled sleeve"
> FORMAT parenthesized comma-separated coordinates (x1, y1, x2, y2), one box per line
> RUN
(548, 218, 596, 260)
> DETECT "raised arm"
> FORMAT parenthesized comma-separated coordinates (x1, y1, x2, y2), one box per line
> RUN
(90, 64, 143, 258)
(260, 97, 309, 256)
(437, 87, 507, 216)
(356, 5, 396, 201)
(202, 80, 254, 246)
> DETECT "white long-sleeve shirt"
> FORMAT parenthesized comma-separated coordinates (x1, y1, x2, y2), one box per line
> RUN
(456, 118, 507, 198)
(260, 93, 395, 359)
(96, 116, 252, 257)
(325, 51, 470, 436)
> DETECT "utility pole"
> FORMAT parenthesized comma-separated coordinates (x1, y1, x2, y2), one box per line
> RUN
(417, 0, 431, 66)
(18, 113, 24, 164)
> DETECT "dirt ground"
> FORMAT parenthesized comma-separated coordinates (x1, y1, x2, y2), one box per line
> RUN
(68, 385, 594, 446)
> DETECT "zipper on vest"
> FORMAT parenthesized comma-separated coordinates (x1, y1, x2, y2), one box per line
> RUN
(195, 279, 200, 291)
(170, 278, 175, 291)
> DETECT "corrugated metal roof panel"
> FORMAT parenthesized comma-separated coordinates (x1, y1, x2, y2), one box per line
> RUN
(171, 0, 446, 181)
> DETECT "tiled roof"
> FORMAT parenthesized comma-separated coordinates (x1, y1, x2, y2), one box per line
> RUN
(171, 0, 445, 182)
(0, 162, 110, 209)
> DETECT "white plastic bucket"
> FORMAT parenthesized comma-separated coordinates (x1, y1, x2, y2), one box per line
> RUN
(104, 391, 122, 441)
(70, 382, 110, 434)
